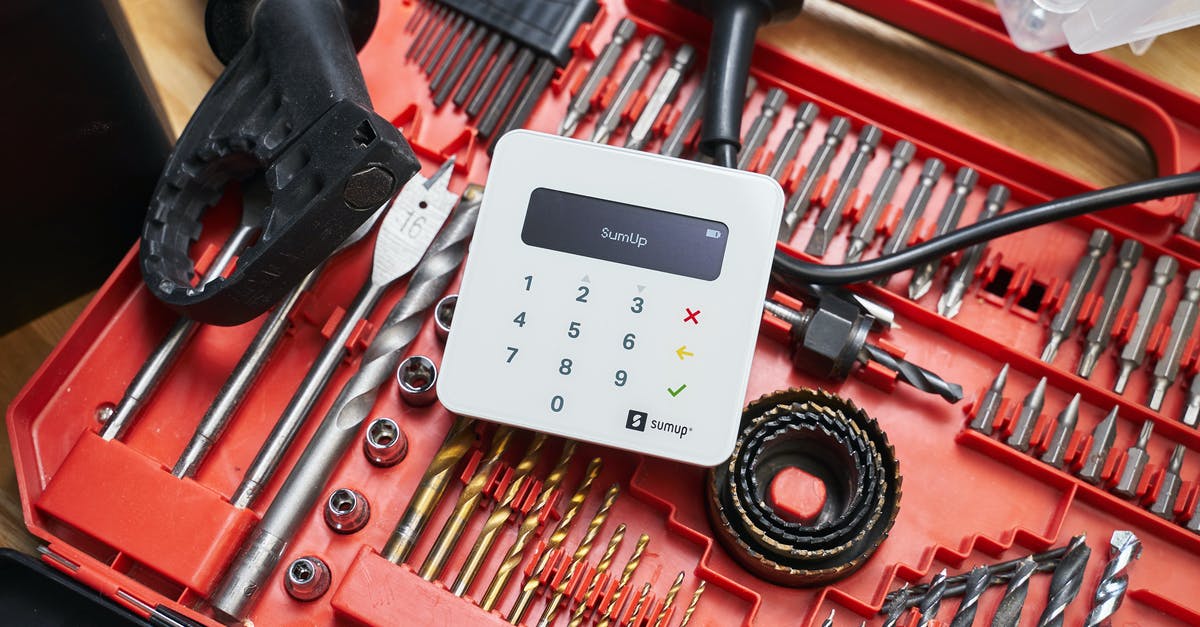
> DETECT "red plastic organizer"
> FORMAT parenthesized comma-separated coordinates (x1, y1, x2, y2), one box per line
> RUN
(9, 0, 1200, 625)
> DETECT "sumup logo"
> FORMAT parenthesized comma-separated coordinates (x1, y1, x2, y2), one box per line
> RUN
(625, 410, 648, 431)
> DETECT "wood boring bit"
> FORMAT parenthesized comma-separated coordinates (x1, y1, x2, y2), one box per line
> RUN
(778, 116, 851, 241)
(765, 102, 820, 182)
(908, 166, 979, 300)
(479, 441, 578, 611)
(1077, 239, 1143, 378)
(1042, 229, 1113, 362)
(1180, 195, 1200, 240)
(1078, 406, 1119, 484)
(1084, 531, 1141, 627)
(1035, 534, 1091, 627)
(678, 581, 706, 627)
(969, 364, 1009, 435)
(1150, 444, 1186, 518)
(949, 566, 990, 627)
(991, 557, 1037, 627)
(650, 572, 686, 627)
(597, 533, 651, 627)
(623, 582, 653, 627)
(1180, 372, 1200, 428)
(626, 45, 695, 150)
(568, 524, 628, 627)
(806, 124, 882, 257)
(874, 157, 945, 286)
(1149, 269, 1200, 410)
(939, 184, 1009, 318)
(1112, 420, 1154, 498)
(1040, 394, 1081, 469)
(561, 18, 637, 137)
(1115, 256, 1179, 394)
(915, 569, 948, 627)
(538, 483, 622, 626)
(736, 87, 788, 169)
(592, 35, 665, 144)
(1006, 377, 1047, 453)
(845, 140, 916, 262)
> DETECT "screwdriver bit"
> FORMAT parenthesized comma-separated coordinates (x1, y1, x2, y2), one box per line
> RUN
(846, 140, 916, 263)
(778, 116, 851, 241)
(1115, 255, 1179, 394)
(765, 102, 820, 182)
(1188, 476, 1200, 532)
(1084, 531, 1141, 627)
(659, 83, 705, 158)
(991, 557, 1037, 627)
(874, 158, 945, 286)
(970, 364, 1009, 434)
(1036, 534, 1090, 627)
(626, 44, 695, 150)
(949, 566, 989, 627)
(1041, 229, 1113, 363)
(736, 87, 788, 169)
(1006, 377, 1047, 453)
(1149, 443, 1185, 518)
(1113, 420, 1154, 498)
(561, 18, 637, 137)
(1041, 394, 1081, 469)
(593, 35, 665, 144)
(915, 569, 948, 627)
(1077, 239, 1143, 378)
(908, 166, 979, 300)
(806, 125, 882, 257)
(1078, 406, 1119, 484)
(939, 184, 1009, 318)
(1180, 195, 1200, 240)
(1149, 269, 1200, 410)
(1182, 373, 1200, 428)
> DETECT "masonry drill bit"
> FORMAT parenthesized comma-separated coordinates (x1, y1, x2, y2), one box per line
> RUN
(969, 364, 1009, 434)
(736, 88, 788, 169)
(597, 534, 651, 627)
(1149, 269, 1200, 410)
(1077, 240, 1143, 378)
(891, 544, 1072, 604)
(1115, 256, 1179, 393)
(845, 140, 916, 263)
(991, 557, 1037, 627)
(765, 102, 819, 182)
(626, 44, 695, 150)
(949, 566, 990, 627)
(1078, 407, 1119, 484)
(939, 184, 1009, 317)
(1041, 228, 1114, 363)
(1005, 377, 1047, 452)
(1181, 373, 1200, 428)
(778, 116, 851, 241)
(875, 158, 945, 286)
(678, 581, 706, 627)
(1036, 534, 1091, 627)
(915, 569, 948, 627)
(650, 572, 686, 627)
(1113, 420, 1154, 498)
(806, 124, 882, 257)
(908, 167, 979, 300)
(480, 441, 579, 611)
(1085, 531, 1142, 627)
(1040, 394, 1081, 469)
(568, 525, 628, 627)
(592, 35, 664, 144)
(1150, 444, 1186, 518)
(561, 18, 637, 137)
(538, 483, 622, 626)
(1180, 195, 1200, 240)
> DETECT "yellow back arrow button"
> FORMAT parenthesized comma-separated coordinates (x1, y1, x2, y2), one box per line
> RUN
(675, 345, 695, 360)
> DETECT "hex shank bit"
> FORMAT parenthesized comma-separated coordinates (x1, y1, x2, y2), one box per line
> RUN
(1036, 534, 1091, 627)
(1084, 531, 1141, 627)
(807, 124, 882, 257)
(765, 102, 820, 182)
(736, 87, 787, 169)
(874, 158, 945, 286)
(1114, 256, 1179, 393)
(1148, 269, 1200, 409)
(908, 166, 979, 300)
(626, 44, 695, 150)
(969, 364, 1009, 434)
(845, 140, 916, 262)
(1180, 195, 1200, 240)
(778, 116, 851, 241)
(1041, 229, 1113, 363)
(1040, 393, 1080, 469)
(561, 18, 637, 137)
(1006, 377, 1047, 452)
(939, 184, 1009, 318)
(991, 557, 1037, 627)
(1112, 420, 1153, 498)
(659, 84, 705, 158)
(1078, 407, 1119, 484)
(1078, 239, 1143, 378)
(592, 35, 664, 144)
(1149, 444, 1185, 518)
(949, 566, 989, 627)
(1181, 373, 1200, 428)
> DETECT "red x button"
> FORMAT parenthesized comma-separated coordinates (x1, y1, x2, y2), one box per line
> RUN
(684, 308, 701, 324)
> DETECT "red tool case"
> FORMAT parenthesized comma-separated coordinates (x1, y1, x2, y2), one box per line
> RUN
(8, 0, 1200, 624)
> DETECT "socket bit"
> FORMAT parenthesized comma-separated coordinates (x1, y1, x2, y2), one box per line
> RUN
(1040, 394, 1081, 469)
(1078, 239, 1143, 378)
(908, 166, 979, 301)
(1180, 195, 1200, 240)
(736, 87, 788, 169)
(561, 18, 637, 137)
(938, 184, 1008, 317)
(1115, 255, 1179, 394)
(1148, 269, 1200, 410)
(1113, 420, 1154, 498)
(949, 566, 989, 627)
(1078, 407, 1119, 484)
(1149, 444, 1185, 518)
(1006, 377, 1047, 453)
(806, 124, 882, 257)
(1084, 531, 1141, 627)
(1036, 534, 1091, 627)
(765, 102, 820, 182)
(1041, 229, 1113, 363)
(778, 116, 851, 241)
(874, 158, 945, 286)
(969, 363, 1009, 435)
(846, 140, 917, 263)
(626, 44, 695, 150)
(592, 35, 664, 144)
(992, 557, 1037, 627)
(1181, 372, 1200, 428)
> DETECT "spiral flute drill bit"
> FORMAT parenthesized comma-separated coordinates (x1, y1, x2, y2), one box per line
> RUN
(949, 566, 990, 627)
(538, 483, 622, 626)
(569, 524, 628, 627)
(991, 557, 1037, 627)
(651, 572, 686, 627)
(916, 569, 948, 627)
(597, 534, 651, 627)
(623, 582, 653, 627)
(1036, 534, 1091, 627)
(678, 581, 706, 627)
(480, 441, 578, 611)
(881, 584, 910, 627)
(1084, 531, 1142, 627)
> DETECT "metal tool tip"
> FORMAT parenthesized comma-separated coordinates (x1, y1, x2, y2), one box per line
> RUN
(844, 239, 866, 263)
(559, 114, 580, 137)
(1040, 335, 1062, 363)
(1169, 443, 1186, 471)
(1076, 345, 1100, 378)
(804, 233, 830, 258)
(1147, 379, 1168, 411)
(993, 363, 1010, 390)
(946, 382, 965, 403)
(908, 277, 932, 301)
(1031, 376, 1048, 398)
(986, 183, 1011, 207)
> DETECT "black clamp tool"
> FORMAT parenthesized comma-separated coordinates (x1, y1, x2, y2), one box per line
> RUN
(140, 0, 420, 326)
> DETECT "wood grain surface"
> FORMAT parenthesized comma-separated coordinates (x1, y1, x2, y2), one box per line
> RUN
(2, 0, 1197, 553)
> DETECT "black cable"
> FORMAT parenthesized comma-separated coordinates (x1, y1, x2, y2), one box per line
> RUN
(773, 171, 1200, 287)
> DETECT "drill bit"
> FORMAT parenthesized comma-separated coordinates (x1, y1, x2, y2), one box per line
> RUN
(1181, 372, 1200, 428)
(881, 584, 910, 627)
(1084, 531, 1142, 627)
(938, 184, 1009, 317)
(568, 524, 627, 627)
(537, 483, 621, 626)
(820, 609, 836, 627)
(678, 581, 706, 627)
(908, 167, 979, 300)
(597, 534, 651, 627)
(1115, 256, 1179, 393)
(1078, 407, 1119, 484)
(915, 569, 948, 627)
(890, 543, 1071, 605)
(990, 556, 1037, 627)
(1006, 377, 1047, 453)
(1041, 229, 1113, 363)
(1150, 443, 1186, 518)
(845, 140, 916, 263)
(1180, 195, 1200, 240)
(1112, 420, 1154, 498)
(1149, 269, 1200, 410)
(650, 572, 686, 627)
(949, 566, 990, 627)
(626, 44, 695, 150)
(778, 116, 851, 241)
(1077, 239, 1143, 378)
(736, 88, 788, 169)
(969, 364, 1009, 434)
(874, 158, 945, 286)
(765, 102, 820, 182)
(623, 582, 653, 627)
(806, 124, 883, 257)
(561, 18, 637, 137)
(1040, 394, 1081, 469)
(1036, 534, 1091, 627)
(861, 345, 963, 402)
(592, 35, 665, 144)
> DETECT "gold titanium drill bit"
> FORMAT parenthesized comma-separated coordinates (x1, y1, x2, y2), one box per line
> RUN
(419, 426, 517, 580)
(678, 581, 706, 627)
(650, 572, 685, 627)
(597, 534, 650, 627)
(452, 433, 549, 595)
(568, 525, 627, 627)
(538, 483, 622, 626)
(479, 441, 578, 611)
(508, 458, 604, 624)
(623, 582, 653, 627)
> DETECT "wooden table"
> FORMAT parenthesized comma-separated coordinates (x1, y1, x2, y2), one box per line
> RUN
(3, 0, 1198, 553)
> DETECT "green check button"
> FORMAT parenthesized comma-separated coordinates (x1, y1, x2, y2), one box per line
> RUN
(667, 384, 687, 397)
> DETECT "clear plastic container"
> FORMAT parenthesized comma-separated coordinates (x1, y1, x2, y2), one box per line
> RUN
(996, 0, 1200, 54)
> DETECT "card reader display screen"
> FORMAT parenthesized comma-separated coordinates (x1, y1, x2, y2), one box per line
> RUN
(521, 188, 729, 281)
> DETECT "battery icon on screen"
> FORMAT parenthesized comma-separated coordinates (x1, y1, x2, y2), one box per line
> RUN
(705, 229, 722, 239)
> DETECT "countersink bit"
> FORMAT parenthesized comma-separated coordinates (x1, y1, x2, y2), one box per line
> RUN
(592, 35, 665, 144)
(1041, 394, 1081, 468)
(1180, 195, 1200, 240)
(568, 525, 628, 627)
(678, 581, 706, 627)
(1078, 407, 1119, 484)
(949, 566, 989, 627)
(915, 569, 948, 627)
(560, 18, 637, 137)
(990, 557, 1037, 627)
(1036, 534, 1091, 627)
(939, 184, 1009, 317)
(736, 87, 788, 169)
(538, 483, 622, 626)
(1149, 444, 1185, 518)
(1005, 377, 1047, 452)
(765, 102, 820, 182)
(626, 44, 695, 150)
(970, 364, 1009, 434)
(650, 572, 686, 627)
(1077, 239, 1143, 378)
(1041, 229, 1113, 363)
(807, 124, 883, 257)
(1112, 420, 1154, 498)
(874, 158, 945, 286)
(846, 140, 916, 263)
(1084, 531, 1142, 627)
(1148, 269, 1200, 410)
(908, 167, 979, 300)
(1115, 256, 1179, 394)
(778, 116, 851, 241)
(1181, 373, 1200, 427)
(597, 534, 651, 627)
